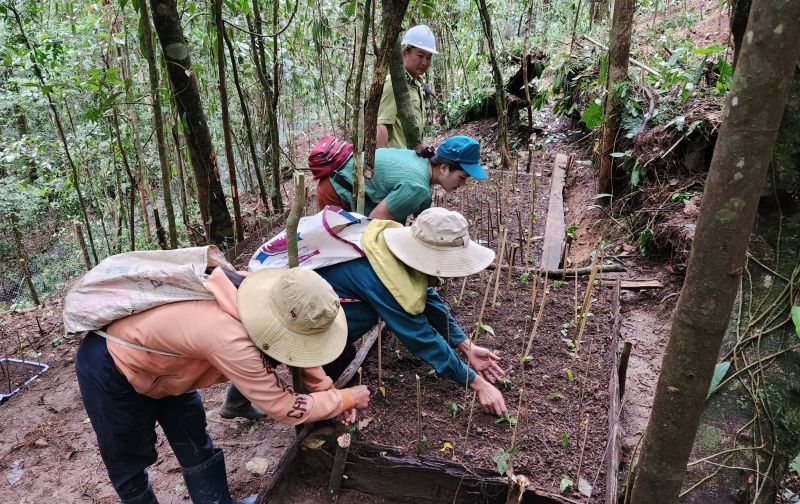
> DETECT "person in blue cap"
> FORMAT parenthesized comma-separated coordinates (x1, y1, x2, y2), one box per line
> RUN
(315, 135, 488, 223)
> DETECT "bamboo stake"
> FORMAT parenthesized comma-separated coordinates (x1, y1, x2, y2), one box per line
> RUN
(505, 244, 518, 291)
(575, 415, 590, 491)
(456, 276, 468, 305)
(473, 271, 494, 339)
(523, 286, 550, 357)
(491, 226, 508, 308)
(416, 374, 423, 457)
(575, 255, 600, 353)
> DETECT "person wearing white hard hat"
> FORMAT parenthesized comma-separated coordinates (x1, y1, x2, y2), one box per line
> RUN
(376, 24, 438, 149)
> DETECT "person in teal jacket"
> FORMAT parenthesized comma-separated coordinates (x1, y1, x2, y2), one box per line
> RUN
(224, 207, 508, 419)
(315, 136, 488, 222)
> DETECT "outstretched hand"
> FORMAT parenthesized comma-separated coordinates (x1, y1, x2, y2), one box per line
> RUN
(470, 376, 507, 416)
(467, 344, 505, 383)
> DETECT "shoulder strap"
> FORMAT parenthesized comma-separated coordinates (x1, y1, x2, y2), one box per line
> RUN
(93, 329, 183, 358)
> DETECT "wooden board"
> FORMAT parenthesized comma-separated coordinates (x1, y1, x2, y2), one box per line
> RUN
(296, 433, 561, 504)
(603, 279, 663, 289)
(540, 154, 568, 270)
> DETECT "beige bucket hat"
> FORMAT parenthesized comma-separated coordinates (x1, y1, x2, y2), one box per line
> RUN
(237, 268, 347, 367)
(382, 207, 495, 277)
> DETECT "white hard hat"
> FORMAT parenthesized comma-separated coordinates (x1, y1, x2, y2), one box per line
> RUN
(401, 25, 438, 54)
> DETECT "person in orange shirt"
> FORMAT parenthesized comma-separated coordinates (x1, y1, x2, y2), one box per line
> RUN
(75, 267, 370, 504)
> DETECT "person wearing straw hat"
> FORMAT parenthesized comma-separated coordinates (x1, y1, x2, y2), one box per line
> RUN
(314, 206, 508, 415)
(316, 135, 487, 222)
(75, 267, 370, 504)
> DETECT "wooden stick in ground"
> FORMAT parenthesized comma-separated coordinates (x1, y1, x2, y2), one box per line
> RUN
(487, 263, 624, 277)
(523, 285, 550, 357)
(491, 226, 508, 308)
(574, 255, 600, 353)
(473, 271, 494, 339)
(328, 427, 351, 502)
(575, 415, 590, 490)
(456, 276, 468, 305)
(505, 244, 518, 291)
(285, 172, 305, 268)
(416, 374, 423, 457)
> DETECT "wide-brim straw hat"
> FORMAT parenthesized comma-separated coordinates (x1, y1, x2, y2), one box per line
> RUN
(382, 207, 495, 277)
(237, 268, 347, 367)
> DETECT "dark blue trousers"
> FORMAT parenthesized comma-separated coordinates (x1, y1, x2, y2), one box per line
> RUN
(76, 332, 215, 502)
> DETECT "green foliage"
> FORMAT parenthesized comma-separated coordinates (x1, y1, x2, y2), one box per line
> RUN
(491, 445, 519, 475)
(565, 223, 577, 240)
(791, 452, 800, 475)
(561, 431, 569, 448)
(552, 279, 566, 288)
(446, 401, 464, 418)
(580, 99, 603, 130)
(791, 306, 800, 338)
(707, 361, 731, 398)
(518, 272, 530, 285)
(497, 376, 512, 390)
(636, 226, 654, 256)
(547, 392, 564, 401)
(560, 474, 573, 494)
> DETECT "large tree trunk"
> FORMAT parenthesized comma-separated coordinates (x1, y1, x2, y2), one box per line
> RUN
(597, 0, 635, 197)
(630, 1, 800, 501)
(359, 0, 410, 211)
(150, 0, 233, 246)
(388, 39, 421, 148)
(214, 0, 244, 242)
(476, 0, 511, 170)
(139, 0, 177, 248)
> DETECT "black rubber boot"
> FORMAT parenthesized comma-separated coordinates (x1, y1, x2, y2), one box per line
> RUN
(121, 481, 159, 504)
(220, 385, 266, 420)
(181, 448, 256, 504)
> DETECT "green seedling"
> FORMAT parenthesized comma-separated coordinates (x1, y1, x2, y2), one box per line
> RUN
(518, 354, 533, 365)
(495, 413, 518, 426)
(552, 279, 566, 288)
(491, 445, 519, 475)
(497, 376, 512, 390)
(563, 368, 574, 381)
(518, 272, 530, 285)
(565, 223, 577, 240)
(446, 401, 464, 418)
(467, 290, 478, 299)
(559, 474, 573, 494)
(479, 324, 495, 336)
(547, 392, 564, 401)
(561, 432, 570, 448)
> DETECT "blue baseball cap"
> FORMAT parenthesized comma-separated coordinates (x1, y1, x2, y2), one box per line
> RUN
(436, 136, 487, 180)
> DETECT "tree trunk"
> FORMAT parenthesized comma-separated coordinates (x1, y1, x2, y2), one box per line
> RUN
(150, 0, 233, 246)
(214, 0, 244, 242)
(110, 108, 137, 251)
(630, 1, 800, 501)
(348, 0, 372, 214)
(171, 122, 190, 225)
(360, 0, 410, 210)
(248, 0, 283, 214)
(730, 0, 752, 71)
(224, 27, 271, 214)
(597, 0, 635, 197)
(388, 39, 421, 148)
(10, 214, 40, 306)
(139, 0, 178, 248)
(476, 0, 511, 170)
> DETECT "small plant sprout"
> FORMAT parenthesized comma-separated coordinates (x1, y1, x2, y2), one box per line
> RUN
(565, 223, 577, 240)
(518, 272, 530, 285)
(552, 279, 566, 288)
(559, 474, 574, 494)
(497, 376, 512, 390)
(446, 401, 464, 418)
(467, 290, 478, 299)
(547, 392, 564, 401)
(563, 368, 575, 381)
(518, 354, 534, 365)
(491, 445, 519, 476)
(495, 413, 518, 426)
(561, 432, 570, 448)
(479, 323, 495, 336)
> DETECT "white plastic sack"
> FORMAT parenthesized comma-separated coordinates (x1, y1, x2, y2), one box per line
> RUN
(63, 246, 233, 333)
(248, 206, 368, 272)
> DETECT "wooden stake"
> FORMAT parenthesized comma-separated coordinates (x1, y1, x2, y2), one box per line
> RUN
(575, 415, 590, 490)
(328, 428, 351, 501)
(10, 213, 40, 306)
(490, 226, 508, 308)
(415, 374, 423, 457)
(575, 255, 600, 353)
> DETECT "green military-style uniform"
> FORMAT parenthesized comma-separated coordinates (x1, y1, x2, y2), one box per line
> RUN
(377, 71, 425, 149)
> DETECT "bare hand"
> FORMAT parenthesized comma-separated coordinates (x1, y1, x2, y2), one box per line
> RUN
(470, 376, 507, 416)
(467, 345, 504, 383)
(348, 385, 371, 410)
(339, 408, 357, 425)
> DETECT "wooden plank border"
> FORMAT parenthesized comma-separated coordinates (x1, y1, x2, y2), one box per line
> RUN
(540, 153, 568, 270)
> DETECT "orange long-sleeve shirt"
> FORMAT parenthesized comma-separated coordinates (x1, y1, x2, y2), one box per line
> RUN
(105, 268, 354, 425)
